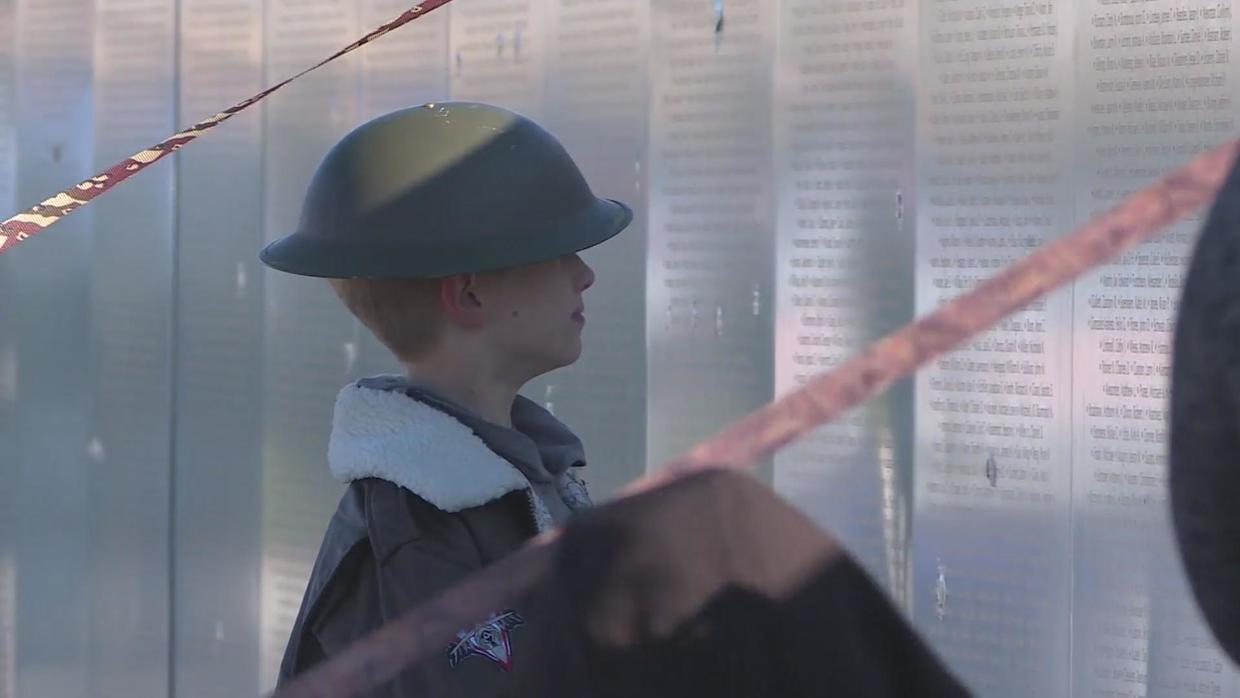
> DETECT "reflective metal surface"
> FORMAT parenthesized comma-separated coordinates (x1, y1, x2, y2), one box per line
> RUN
(530, 0, 650, 496)
(174, 1, 265, 696)
(912, 0, 1077, 692)
(259, 1, 360, 689)
(10, 2, 97, 697)
(0, 1, 14, 694)
(360, 1, 449, 121)
(448, 0, 546, 116)
(88, 1, 177, 695)
(772, 0, 918, 604)
(646, 0, 776, 472)
(2, 1, 1240, 696)
(1072, 0, 1240, 692)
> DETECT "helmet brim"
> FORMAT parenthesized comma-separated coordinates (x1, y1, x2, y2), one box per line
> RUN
(259, 196, 633, 279)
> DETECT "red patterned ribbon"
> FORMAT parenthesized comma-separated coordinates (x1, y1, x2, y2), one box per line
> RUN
(0, 0, 454, 256)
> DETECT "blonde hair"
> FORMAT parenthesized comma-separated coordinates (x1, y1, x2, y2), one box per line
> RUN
(326, 277, 445, 362)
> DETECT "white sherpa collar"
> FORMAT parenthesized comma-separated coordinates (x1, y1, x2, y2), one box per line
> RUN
(327, 381, 534, 513)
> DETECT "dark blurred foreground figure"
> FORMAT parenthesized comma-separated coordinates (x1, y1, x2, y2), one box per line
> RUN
(502, 469, 970, 697)
(293, 468, 969, 697)
(1172, 147, 1240, 667)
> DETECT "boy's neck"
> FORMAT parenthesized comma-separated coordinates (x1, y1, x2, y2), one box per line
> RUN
(402, 358, 521, 429)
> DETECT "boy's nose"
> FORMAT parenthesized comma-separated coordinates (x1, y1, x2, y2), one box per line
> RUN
(573, 254, 595, 292)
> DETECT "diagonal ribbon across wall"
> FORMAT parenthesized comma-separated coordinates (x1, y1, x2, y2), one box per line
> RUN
(0, 0, 454, 256)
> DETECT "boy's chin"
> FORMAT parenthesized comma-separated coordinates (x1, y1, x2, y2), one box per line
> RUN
(522, 351, 581, 379)
(554, 349, 583, 370)
(547, 344, 584, 371)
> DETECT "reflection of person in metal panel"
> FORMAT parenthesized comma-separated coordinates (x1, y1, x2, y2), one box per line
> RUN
(259, 102, 633, 694)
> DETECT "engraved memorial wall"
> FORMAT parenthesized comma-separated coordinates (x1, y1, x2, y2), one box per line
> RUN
(87, 2, 177, 694)
(1072, 0, 1240, 692)
(0, 1, 1240, 695)
(0, 1, 15, 694)
(448, 0, 545, 115)
(10, 2, 98, 697)
(259, 0, 361, 688)
(175, 1, 266, 695)
(772, 0, 919, 603)
(536, 0, 651, 496)
(912, 0, 1077, 693)
(647, 0, 776, 469)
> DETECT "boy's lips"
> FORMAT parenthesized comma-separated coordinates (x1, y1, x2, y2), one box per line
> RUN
(572, 307, 586, 323)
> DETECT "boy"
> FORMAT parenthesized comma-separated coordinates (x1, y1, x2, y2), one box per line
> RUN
(261, 102, 633, 695)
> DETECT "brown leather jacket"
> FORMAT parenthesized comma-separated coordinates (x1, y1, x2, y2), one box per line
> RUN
(276, 378, 593, 696)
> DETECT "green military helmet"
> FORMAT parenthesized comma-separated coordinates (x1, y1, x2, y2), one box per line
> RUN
(259, 101, 632, 278)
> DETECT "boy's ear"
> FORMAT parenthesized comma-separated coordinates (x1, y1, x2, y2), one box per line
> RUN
(439, 273, 486, 328)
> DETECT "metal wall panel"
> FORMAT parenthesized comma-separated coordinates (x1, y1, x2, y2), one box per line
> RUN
(532, 0, 650, 498)
(5, 3, 1240, 698)
(0, 0, 15, 694)
(448, 0, 547, 118)
(0, 0, 11, 246)
(0, 1, 11, 227)
(912, 0, 1077, 692)
(353, 0, 449, 382)
(772, 0, 918, 604)
(1072, 0, 1240, 693)
(646, 0, 776, 471)
(87, 1, 176, 695)
(9, 3, 96, 697)
(174, 1, 266, 696)
(359, 0, 449, 120)
(260, 1, 359, 690)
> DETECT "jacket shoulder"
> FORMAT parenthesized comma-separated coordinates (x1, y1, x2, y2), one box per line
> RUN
(358, 477, 533, 567)
(279, 479, 532, 683)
